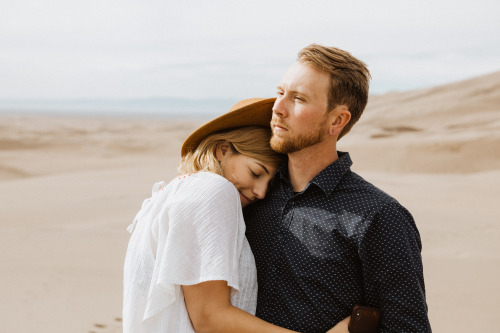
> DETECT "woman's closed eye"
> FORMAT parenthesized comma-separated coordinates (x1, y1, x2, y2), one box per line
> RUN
(250, 169, 259, 178)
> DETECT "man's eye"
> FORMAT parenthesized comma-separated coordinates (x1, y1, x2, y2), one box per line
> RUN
(250, 170, 258, 178)
(277, 91, 284, 96)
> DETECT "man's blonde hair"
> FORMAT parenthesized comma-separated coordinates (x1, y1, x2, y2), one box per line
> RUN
(178, 126, 285, 175)
(298, 44, 371, 139)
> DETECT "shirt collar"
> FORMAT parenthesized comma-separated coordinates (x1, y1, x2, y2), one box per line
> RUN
(276, 151, 353, 196)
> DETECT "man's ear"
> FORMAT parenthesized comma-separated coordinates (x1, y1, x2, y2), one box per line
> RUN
(215, 142, 230, 162)
(328, 106, 351, 137)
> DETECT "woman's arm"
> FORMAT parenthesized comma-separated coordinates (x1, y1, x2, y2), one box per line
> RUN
(183, 280, 297, 333)
(326, 316, 350, 333)
(183, 281, 351, 333)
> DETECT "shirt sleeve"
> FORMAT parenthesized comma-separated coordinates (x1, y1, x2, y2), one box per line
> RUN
(143, 174, 243, 320)
(359, 201, 432, 332)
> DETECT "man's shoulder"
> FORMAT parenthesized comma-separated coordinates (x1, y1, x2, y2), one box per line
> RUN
(340, 170, 395, 202)
(335, 169, 411, 218)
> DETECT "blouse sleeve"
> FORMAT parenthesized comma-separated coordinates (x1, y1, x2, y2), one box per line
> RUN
(143, 173, 243, 321)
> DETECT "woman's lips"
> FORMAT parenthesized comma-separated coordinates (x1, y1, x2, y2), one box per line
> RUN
(239, 192, 251, 206)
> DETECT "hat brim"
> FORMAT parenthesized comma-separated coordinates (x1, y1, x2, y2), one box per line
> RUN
(181, 97, 276, 157)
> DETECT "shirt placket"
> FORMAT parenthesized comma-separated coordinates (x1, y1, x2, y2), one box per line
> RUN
(267, 192, 296, 304)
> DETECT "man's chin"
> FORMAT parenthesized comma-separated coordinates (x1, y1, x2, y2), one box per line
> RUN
(271, 137, 294, 154)
(270, 137, 284, 153)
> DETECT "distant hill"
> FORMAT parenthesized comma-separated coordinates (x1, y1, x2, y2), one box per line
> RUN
(0, 97, 237, 117)
(341, 71, 500, 173)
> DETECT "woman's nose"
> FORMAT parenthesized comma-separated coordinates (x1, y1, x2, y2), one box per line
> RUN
(253, 182, 267, 200)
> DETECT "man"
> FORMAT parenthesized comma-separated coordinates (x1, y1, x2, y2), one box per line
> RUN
(244, 44, 431, 332)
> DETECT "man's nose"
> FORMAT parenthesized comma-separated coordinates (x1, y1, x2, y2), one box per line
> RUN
(273, 96, 287, 118)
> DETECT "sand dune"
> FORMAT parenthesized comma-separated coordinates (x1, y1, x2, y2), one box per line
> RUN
(1, 71, 499, 332)
(361, 71, 500, 124)
(340, 71, 500, 174)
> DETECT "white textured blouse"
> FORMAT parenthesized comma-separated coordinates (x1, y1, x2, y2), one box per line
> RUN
(123, 172, 257, 333)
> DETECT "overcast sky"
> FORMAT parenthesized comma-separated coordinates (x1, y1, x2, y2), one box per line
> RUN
(1, 0, 499, 100)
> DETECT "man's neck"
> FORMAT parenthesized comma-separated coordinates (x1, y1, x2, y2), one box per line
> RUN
(287, 142, 338, 192)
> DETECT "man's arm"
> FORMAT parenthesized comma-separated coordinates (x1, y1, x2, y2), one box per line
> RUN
(359, 202, 432, 332)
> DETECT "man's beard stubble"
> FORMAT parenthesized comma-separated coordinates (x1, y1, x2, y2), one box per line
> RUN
(270, 120, 329, 154)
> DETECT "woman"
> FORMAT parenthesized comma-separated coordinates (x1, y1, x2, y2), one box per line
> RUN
(123, 98, 349, 332)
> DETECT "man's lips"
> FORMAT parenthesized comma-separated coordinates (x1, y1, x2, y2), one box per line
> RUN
(271, 121, 288, 132)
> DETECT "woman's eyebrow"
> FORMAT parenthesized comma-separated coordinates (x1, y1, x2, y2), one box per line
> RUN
(256, 162, 269, 174)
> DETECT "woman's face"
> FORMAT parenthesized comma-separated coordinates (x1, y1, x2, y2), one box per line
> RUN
(216, 144, 278, 208)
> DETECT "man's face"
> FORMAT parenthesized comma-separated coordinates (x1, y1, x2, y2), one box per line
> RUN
(270, 62, 331, 154)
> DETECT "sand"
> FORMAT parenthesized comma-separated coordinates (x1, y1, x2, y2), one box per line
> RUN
(1, 71, 499, 332)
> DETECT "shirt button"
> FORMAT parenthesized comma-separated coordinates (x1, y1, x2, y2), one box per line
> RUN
(278, 233, 283, 240)
(271, 266, 277, 272)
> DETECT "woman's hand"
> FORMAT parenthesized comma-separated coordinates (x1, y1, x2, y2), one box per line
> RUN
(325, 315, 350, 333)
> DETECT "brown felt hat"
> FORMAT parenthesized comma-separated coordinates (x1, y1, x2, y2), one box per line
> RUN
(181, 97, 276, 157)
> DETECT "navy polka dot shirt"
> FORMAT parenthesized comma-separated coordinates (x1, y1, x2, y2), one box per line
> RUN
(244, 152, 431, 333)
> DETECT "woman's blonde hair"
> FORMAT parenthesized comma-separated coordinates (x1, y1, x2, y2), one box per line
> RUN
(178, 126, 285, 175)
